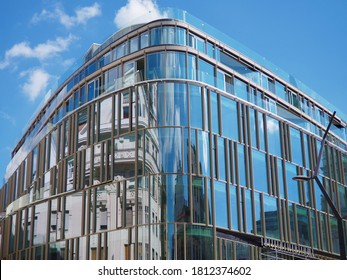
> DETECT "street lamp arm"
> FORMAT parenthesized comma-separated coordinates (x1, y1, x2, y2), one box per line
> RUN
(314, 111, 336, 177)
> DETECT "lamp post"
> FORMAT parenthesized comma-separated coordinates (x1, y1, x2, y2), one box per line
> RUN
(293, 111, 346, 260)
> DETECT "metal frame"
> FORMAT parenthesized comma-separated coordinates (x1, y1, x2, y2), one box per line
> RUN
(293, 111, 346, 260)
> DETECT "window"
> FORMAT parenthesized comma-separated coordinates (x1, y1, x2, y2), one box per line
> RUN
(220, 96, 238, 140)
(252, 149, 268, 194)
(290, 127, 303, 166)
(190, 85, 203, 129)
(263, 195, 279, 239)
(214, 181, 228, 228)
(234, 78, 248, 101)
(230, 185, 239, 231)
(266, 116, 281, 157)
(199, 58, 215, 86)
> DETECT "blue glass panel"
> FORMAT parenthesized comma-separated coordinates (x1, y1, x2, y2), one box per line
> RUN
(286, 162, 300, 203)
(254, 192, 262, 235)
(220, 96, 238, 140)
(157, 128, 184, 173)
(277, 159, 285, 199)
(258, 111, 265, 151)
(140, 31, 149, 48)
(252, 149, 268, 194)
(165, 82, 188, 126)
(187, 54, 197, 80)
(266, 116, 281, 157)
(275, 81, 286, 100)
(249, 108, 257, 148)
(214, 181, 228, 228)
(166, 51, 186, 79)
(210, 91, 219, 134)
(164, 175, 190, 223)
(130, 36, 139, 53)
(234, 78, 248, 101)
(207, 179, 213, 225)
(176, 27, 186, 45)
(290, 127, 303, 166)
(237, 144, 246, 187)
(244, 189, 254, 234)
(229, 185, 239, 230)
(199, 58, 215, 86)
(263, 195, 279, 239)
(189, 85, 203, 129)
(198, 130, 210, 176)
(146, 52, 165, 79)
(314, 176, 328, 212)
(218, 137, 226, 181)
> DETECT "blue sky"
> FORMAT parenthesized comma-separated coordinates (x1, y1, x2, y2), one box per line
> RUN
(0, 0, 346, 182)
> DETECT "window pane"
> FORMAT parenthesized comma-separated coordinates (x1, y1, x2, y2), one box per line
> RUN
(162, 175, 190, 223)
(230, 185, 239, 231)
(190, 85, 203, 129)
(221, 96, 238, 140)
(146, 52, 165, 79)
(99, 97, 113, 141)
(234, 78, 248, 101)
(210, 91, 219, 134)
(258, 111, 265, 151)
(286, 162, 300, 203)
(198, 130, 210, 176)
(165, 83, 188, 126)
(289, 203, 297, 243)
(266, 116, 281, 157)
(199, 58, 215, 86)
(296, 206, 310, 246)
(218, 137, 227, 181)
(244, 189, 254, 234)
(237, 144, 246, 187)
(166, 51, 186, 79)
(192, 176, 206, 224)
(254, 192, 263, 235)
(290, 127, 303, 166)
(252, 150, 268, 194)
(263, 195, 279, 239)
(156, 128, 184, 173)
(310, 210, 318, 249)
(187, 54, 197, 80)
(214, 181, 228, 228)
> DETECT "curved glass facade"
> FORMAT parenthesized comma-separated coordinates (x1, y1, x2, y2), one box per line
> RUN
(1, 12, 347, 260)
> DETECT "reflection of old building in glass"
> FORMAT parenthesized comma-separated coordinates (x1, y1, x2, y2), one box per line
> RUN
(1, 8, 347, 260)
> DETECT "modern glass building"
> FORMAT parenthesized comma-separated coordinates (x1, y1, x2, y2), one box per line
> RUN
(1, 9, 347, 260)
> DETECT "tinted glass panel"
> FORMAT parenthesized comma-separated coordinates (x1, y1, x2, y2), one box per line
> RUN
(252, 150, 268, 194)
(190, 85, 203, 129)
(266, 116, 281, 157)
(221, 96, 238, 140)
(263, 195, 279, 239)
(214, 181, 228, 228)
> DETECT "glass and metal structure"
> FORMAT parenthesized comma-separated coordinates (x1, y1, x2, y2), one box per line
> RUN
(1, 8, 346, 260)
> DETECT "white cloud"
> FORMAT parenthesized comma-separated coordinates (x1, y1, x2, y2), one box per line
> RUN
(0, 34, 76, 69)
(32, 3, 102, 28)
(114, 0, 167, 29)
(21, 69, 50, 102)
